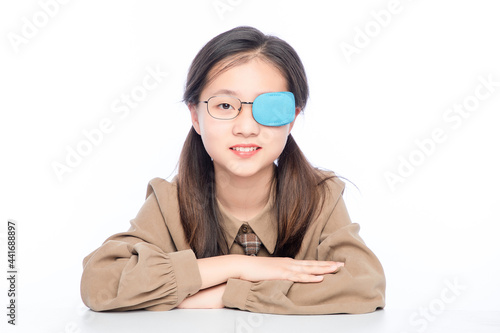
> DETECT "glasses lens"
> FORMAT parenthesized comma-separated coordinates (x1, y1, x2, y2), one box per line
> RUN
(207, 96, 240, 119)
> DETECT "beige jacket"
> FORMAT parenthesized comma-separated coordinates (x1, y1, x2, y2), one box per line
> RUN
(80, 172, 386, 314)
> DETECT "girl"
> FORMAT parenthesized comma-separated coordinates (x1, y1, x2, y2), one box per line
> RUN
(80, 26, 385, 314)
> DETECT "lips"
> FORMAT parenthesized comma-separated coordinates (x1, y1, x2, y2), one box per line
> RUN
(231, 146, 259, 152)
(229, 144, 261, 157)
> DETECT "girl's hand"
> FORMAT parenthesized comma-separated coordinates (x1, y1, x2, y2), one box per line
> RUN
(238, 256, 344, 283)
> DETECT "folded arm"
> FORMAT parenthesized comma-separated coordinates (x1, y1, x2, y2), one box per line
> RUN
(80, 189, 203, 311)
(221, 196, 386, 314)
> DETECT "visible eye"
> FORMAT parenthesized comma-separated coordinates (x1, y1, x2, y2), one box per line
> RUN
(217, 103, 234, 110)
(207, 96, 240, 119)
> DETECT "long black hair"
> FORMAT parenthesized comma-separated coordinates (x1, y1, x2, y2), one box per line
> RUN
(178, 26, 332, 258)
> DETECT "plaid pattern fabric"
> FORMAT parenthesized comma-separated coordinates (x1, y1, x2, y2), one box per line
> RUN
(235, 225, 262, 256)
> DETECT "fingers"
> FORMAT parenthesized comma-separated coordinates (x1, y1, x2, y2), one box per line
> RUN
(285, 260, 344, 283)
(295, 260, 344, 268)
(290, 273, 324, 283)
(293, 260, 344, 272)
(238, 257, 345, 283)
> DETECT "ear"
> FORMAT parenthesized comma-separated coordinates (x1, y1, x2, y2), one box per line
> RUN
(287, 107, 302, 134)
(189, 103, 202, 135)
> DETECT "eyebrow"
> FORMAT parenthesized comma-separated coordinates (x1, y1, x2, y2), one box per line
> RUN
(210, 89, 277, 98)
(211, 89, 239, 96)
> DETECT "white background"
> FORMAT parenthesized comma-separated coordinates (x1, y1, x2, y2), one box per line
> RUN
(1, 0, 499, 332)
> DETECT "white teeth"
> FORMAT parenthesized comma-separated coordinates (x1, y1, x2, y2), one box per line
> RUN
(232, 147, 258, 152)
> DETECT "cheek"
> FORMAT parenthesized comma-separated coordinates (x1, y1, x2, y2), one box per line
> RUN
(198, 118, 231, 153)
(261, 127, 290, 154)
(198, 114, 220, 137)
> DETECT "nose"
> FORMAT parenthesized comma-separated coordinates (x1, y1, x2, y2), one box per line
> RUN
(232, 103, 260, 137)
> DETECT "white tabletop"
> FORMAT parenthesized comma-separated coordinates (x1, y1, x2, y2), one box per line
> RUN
(77, 308, 500, 333)
(5, 302, 500, 333)
(2, 265, 500, 333)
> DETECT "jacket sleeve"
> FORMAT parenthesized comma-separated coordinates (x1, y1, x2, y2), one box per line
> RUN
(222, 179, 386, 315)
(80, 179, 202, 311)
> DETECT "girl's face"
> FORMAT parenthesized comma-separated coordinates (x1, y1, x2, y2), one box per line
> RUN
(190, 57, 299, 180)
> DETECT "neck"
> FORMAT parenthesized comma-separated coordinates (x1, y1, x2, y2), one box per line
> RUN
(215, 165, 274, 221)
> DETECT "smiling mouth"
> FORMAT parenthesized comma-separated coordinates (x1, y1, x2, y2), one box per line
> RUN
(230, 147, 261, 152)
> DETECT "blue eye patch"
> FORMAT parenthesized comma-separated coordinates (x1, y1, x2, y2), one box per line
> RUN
(251, 92, 296, 127)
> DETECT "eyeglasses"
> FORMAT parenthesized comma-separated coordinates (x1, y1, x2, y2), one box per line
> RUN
(200, 92, 296, 127)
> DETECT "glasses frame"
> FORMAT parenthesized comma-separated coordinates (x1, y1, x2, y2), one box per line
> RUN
(201, 95, 253, 120)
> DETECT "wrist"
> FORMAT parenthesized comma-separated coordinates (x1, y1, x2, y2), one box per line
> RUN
(197, 254, 246, 289)
(226, 254, 248, 280)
